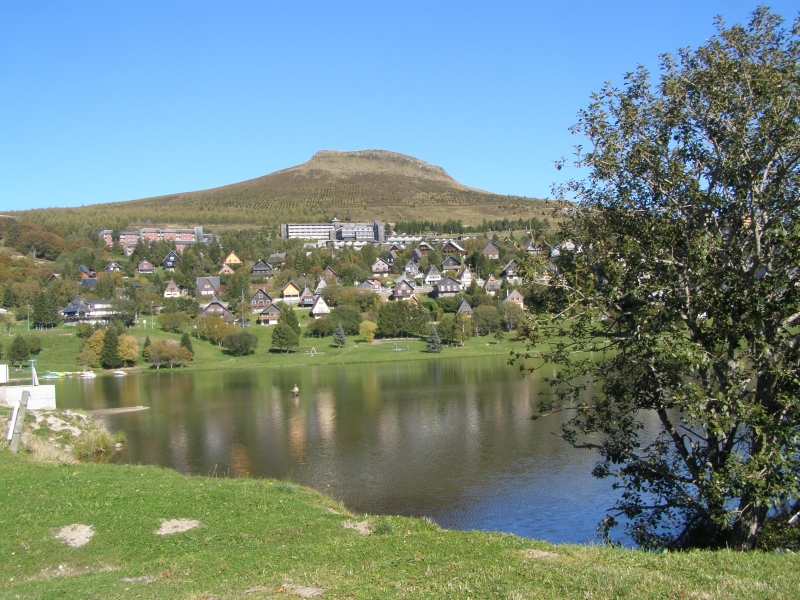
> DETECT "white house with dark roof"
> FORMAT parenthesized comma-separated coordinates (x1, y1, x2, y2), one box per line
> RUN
(433, 276, 461, 298)
(249, 289, 273, 309)
(371, 258, 391, 276)
(196, 276, 221, 297)
(164, 279, 183, 298)
(310, 295, 331, 319)
(424, 265, 442, 285)
(503, 289, 525, 310)
(257, 302, 281, 325)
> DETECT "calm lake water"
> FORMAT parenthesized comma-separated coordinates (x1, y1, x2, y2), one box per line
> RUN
(53, 356, 621, 544)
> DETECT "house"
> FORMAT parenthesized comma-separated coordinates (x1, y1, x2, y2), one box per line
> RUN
(388, 243, 403, 253)
(219, 264, 235, 275)
(441, 255, 461, 272)
(405, 260, 421, 278)
(268, 253, 287, 269)
(504, 289, 525, 311)
(371, 258, 391, 276)
(60, 296, 119, 325)
(482, 241, 501, 260)
(199, 297, 234, 321)
(257, 302, 281, 325)
(80, 278, 98, 289)
(359, 277, 383, 292)
(196, 276, 221, 297)
(310, 295, 330, 319)
(440, 240, 466, 257)
(78, 264, 96, 279)
(391, 279, 415, 301)
(385, 250, 397, 266)
(483, 274, 502, 295)
(223, 252, 242, 266)
(457, 265, 473, 288)
(414, 242, 434, 255)
(314, 278, 328, 295)
(281, 281, 302, 303)
(409, 248, 424, 263)
(433, 276, 461, 298)
(501, 259, 520, 283)
(251, 260, 274, 278)
(322, 266, 339, 282)
(249, 289, 273, 309)
(456, 299, 473, 317)
(44, 273, 61, 287)
(163, 279, 183, 298)
(524, 239, 543, 255)
(162, 250, 179, 271)
(300, 287, 316, 307)
(137, 259, 155, 274)
(424, 265, 442, 285)
(104, 261, 124, 272)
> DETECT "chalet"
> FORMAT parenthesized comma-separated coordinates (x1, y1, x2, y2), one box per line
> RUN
(162, 250, 179, 271)
(300, 287, 316, 307)
(224, 252, 242, 266)
(251, 260, 274, 278)
(524, 239, 543, 255)
(310, 295, 331, 319)
(433, 276, 461, 298)
(104, 261, 124, 272)
(391, 279, 415, 301)
(424, 265, 442, 285)
(457, 265, 473, 288)
(80, 278, 98, 289)
(199, 297, 234, 321)
(440, 240, 466, 257)
(409, 248, 424, 263)
(405, 260, 421, 278)
(371, 258, 391, 276)
(440, 255, 461, 272)
(164, 279, 183, 298)
(551, 241, 577, 257)
(60, 296, 119, 325)
(388, 243, 403, 253)
(456, 299, 473, 317)
(196, 276, 221, 297)
(218, 264, 235, 275)
(257, 302, 282, 325)
(501, 259, 520, 283)
(322, 266, 339, 282)
(483, 274, 502, 295)
(137, 259, 155, 274)
(384, 250, 397, 266)
(281, 281, 302, 303)
(78, 264, 96, 278)
(268, 253, 287, 269)
(482, 241, 501, 260)
(359, 277, 383, 292)
(504, 289, 525, 311)
(415, 241, 434, 255)
(249, 289, 273, 309)
(314, 278, 328, 295)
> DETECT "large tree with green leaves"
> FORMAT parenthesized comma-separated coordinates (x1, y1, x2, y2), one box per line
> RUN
(516, 9, 800, 550)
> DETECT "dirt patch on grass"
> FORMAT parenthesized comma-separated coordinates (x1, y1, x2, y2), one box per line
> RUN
(522, 549, 559, 559)
(155, 518, 200, 535)
(54, 524, 94, 548)
(282, 584, 326, 597)
(343, 519, 372, 535)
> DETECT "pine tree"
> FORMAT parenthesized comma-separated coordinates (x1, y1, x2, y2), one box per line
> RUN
(101, 326, 123, 368)
(426, 326, 443, 353)
(333, 323, 347, 348)
(142, 335, 151, 359)
(279, 304, 301, 334)
(180, 331, 194, 357)
(7, 334, 29, 367)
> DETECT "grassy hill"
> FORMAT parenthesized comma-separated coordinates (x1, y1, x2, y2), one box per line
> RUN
(14, 150, 557, 231)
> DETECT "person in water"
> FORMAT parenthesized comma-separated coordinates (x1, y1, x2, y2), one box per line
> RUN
(291, 384, 299, 395)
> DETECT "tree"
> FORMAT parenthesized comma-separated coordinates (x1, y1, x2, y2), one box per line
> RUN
(333, 323, 347, 348)
(499, 301, 525, 332)
(472, 305, 501, 336)
(196, 316, 234, 346)
(6, 334, 29, 367)
(101, 325, 123, 368)
(271, 322, 299, 353)
(223, 330, 258, 356)
(142, 335, 151, 360)
(278, 303, 301, 335)
(426, 326, 442, 353)
(117, 335, 139, 366)
(516, 9, 800, 551)
(158, 311, 189, 333)
(330, 305, 362, 335)
(81, 329, 105, 368)
(180, 331, 194, 357)
(148, 339, 180, 370)
(359, 320, 377, 343)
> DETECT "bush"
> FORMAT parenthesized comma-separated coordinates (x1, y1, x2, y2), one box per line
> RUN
(24, 334, 42, 355)
(223, 329, 258, 356)
(75, 323, 94, 339)
(330, 304, 362, 335)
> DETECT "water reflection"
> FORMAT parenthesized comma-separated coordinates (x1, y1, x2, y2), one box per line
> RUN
(54, 357, 618, 544)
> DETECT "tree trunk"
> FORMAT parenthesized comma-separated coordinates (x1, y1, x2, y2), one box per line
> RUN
(730, 502, 767, 550)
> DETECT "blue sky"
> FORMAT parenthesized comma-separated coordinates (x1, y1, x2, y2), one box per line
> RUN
(1, 1, 797, 212)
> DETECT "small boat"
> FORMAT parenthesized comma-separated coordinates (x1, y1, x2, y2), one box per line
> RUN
(80, 371, 97, 378)
(40, 371, 65, 380)
(113, 370, 127, 376)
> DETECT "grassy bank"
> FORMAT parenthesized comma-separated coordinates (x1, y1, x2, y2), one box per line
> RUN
(1, 444, 798, 600)
(1, 315, 520, 376)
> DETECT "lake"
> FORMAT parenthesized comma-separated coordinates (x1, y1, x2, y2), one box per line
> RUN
(53, 355, 620, 545)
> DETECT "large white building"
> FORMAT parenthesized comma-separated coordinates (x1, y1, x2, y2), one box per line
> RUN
(280, 218, 385, 243)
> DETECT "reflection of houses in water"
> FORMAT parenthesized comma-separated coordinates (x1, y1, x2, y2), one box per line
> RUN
(314, 390, 336, 445)
(228, 442, 253, 478)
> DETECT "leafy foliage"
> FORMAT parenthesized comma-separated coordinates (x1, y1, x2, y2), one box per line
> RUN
(223, 330, 258, 356)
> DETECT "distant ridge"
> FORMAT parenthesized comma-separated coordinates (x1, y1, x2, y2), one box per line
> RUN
(14, 150, 552, 231)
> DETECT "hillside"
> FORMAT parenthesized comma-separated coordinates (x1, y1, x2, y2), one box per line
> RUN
(14, 150, 555, 231)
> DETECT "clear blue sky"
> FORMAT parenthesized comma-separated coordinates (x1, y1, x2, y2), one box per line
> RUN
(1, 1, 797, 212)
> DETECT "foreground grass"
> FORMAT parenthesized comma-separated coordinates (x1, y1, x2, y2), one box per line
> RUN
(3, 317, 519, 376)
(0, 449, 798, 599)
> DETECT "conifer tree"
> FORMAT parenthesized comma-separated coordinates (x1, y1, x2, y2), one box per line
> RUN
(7, 334, 29, 367)
(142, 335, 151, 360)
(279, 303, 301, 334)
(180, 331, 194, 357)
(101, 325, 122, 368)
(333, 323, 347, 348)
(426, 326, 443, 353)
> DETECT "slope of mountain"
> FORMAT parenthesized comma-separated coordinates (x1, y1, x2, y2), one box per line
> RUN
(15, 150, 552, 231)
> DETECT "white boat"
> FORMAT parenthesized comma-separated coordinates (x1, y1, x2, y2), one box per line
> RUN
(80, 371, 97, 378)
(113, 370, 127, 376)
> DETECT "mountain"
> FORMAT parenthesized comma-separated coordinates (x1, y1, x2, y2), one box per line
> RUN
(15, 150, 553, 231)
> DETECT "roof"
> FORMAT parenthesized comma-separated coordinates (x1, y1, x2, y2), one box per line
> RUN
(260, 302, 281, 316)
(282, 280, 301, 293)
(456, 299, 473, 315)
(482, 241, 501, 254)
(80, 278, 98, 288)
(441, 256, 461, 268)
(196, 276, 221, 289)
(251, 259, 273, 271)
(441, 240, 465, 252)
(436, 276, 460, 289)
(505, 289, 525, 301)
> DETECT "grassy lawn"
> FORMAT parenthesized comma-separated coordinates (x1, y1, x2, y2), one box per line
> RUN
(2, 311, 521, 376)
(1, 448, 797, 599)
